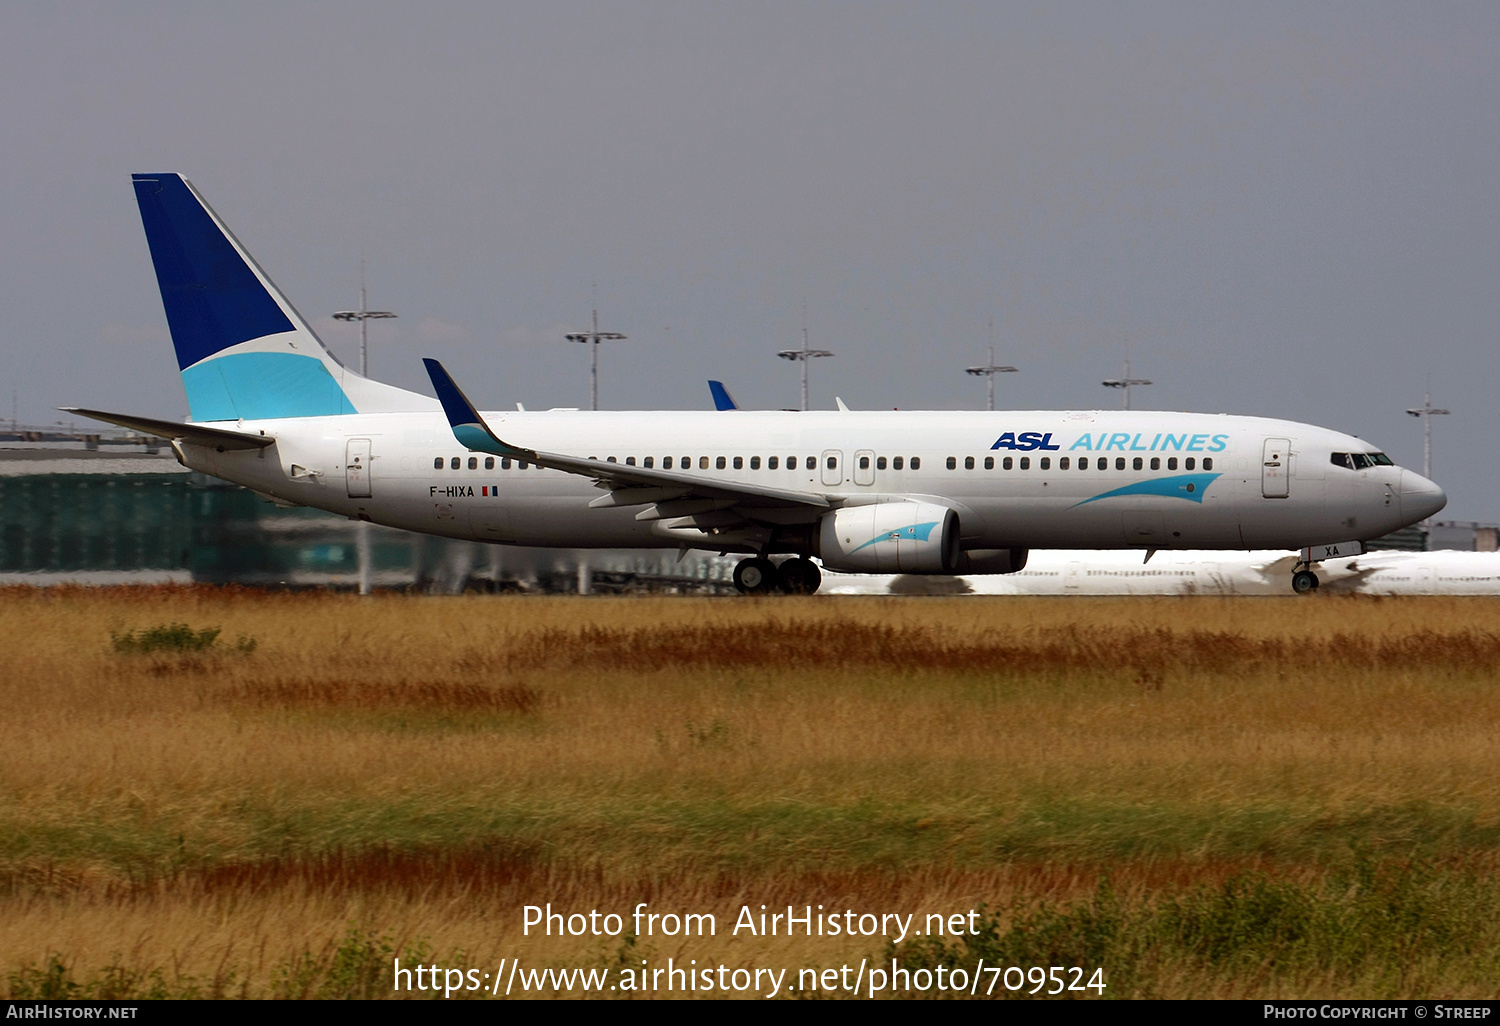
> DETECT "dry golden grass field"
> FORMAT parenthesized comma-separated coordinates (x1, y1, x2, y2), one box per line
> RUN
(3, 586, 1499, 999)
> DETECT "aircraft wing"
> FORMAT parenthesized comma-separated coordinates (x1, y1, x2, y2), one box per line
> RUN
(423, 360, 829, 516)
(61, 407, 275, 450)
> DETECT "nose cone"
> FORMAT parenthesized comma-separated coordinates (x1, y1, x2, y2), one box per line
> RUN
(1401, 469, 1447, 523)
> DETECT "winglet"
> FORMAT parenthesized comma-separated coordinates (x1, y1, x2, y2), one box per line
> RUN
(422, 359, 532, 459)
(708, 380, 739, 411)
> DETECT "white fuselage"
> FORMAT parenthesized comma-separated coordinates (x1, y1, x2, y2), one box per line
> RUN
(178, 408, 1444, 560)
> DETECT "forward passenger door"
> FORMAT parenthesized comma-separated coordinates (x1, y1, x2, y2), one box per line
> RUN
(1262, 438, 1290, 498)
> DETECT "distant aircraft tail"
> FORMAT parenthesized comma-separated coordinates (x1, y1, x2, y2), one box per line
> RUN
(131, 173, 434, 422)
(708, 380, 740, 411)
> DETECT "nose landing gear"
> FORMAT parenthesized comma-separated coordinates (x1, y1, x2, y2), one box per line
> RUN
(732, 556, 822, 595)
(1291, 568, 1320, 593)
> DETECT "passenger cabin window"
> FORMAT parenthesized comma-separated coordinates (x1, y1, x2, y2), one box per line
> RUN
(826, 456, 836, 470)
(716, 456, 727, 470)
(663, 456, 673, 469)
(1150, 457, 1160, 470)
(625, 456, 636, 466)
(733, 456, 743, 470)
(892, 456, 903, 470)
(1060, 457, 1070, 470)
(1115, 457, 1126, 470)
(1020, 457, 1031, 470)
(700, 456, 710, 469)
(434, 457, 443, 469)
(859, 456, 870, 470)
(1133, 457, 1143, 470)
(502, 458, 512, 470)
(911, 457, 921, 470)
(607, 456, 617, 463)
(947, 457, 957, 470)
(450, 457, 460, 470)
(768, 456, 779, 470)
(1203, 458, 1213, 470)
(1097, 458, 1107, 470)
(984, 456, 994, 470)
(1185, 457, 1196, 470)
(877, 456, 887, 470)
(1040, 457, 1051, 470)
(1003, 457, 1013, 470)
(1168, 457, 1178, 471)
(485, 457, 495, 470)
(751, 456, 761, 470)
(644, 456, 654, 468)
(467, 457, 477, 470)
(807, 456, 817, 470)
(965, 456, 975, 470)
(681, 455, 690, 467)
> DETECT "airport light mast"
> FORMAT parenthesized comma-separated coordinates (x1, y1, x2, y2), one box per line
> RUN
(1406, 391, 1450, 484)
(777, 326, 834, 411)
(565, 301, 627, 412)
(332, 266, 396, 598)
(966, 344, 1018, 411)
(331, 264, 397, 377)
(1102, 359, 1152, 410)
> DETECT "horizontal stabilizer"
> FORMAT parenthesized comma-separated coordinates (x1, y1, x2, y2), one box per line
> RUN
(61, 407, 275, 450)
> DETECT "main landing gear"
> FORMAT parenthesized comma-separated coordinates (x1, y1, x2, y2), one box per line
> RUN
(733, 556, 822, 595)
(1291, 565, 1320, 594)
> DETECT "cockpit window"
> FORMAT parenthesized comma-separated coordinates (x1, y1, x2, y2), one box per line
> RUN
(1331, 452, 1392, 470)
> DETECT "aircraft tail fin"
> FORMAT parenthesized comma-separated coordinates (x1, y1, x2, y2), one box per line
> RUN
(708, 380, 740, 411)
(131, 174, 434, 421)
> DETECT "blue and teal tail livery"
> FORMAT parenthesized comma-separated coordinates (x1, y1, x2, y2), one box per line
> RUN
(132, 174, 433, 422)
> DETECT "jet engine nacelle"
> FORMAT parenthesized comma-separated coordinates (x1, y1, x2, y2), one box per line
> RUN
(819, 501, 961, 573)
(953, 547, 1030, 575)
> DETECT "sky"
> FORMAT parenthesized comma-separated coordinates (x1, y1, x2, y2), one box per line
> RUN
(3, 1, 1497, 519)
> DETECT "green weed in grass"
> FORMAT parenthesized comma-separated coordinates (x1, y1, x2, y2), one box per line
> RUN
(110, 622, 256, 655)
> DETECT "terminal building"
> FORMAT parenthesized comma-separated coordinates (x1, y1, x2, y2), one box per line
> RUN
(0, 439, 735, 592)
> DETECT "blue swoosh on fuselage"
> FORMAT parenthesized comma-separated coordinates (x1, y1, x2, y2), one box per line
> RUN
(1070, 473, 1222, 508)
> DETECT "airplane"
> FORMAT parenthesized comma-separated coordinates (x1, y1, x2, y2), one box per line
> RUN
(67, 173, 1447, 596)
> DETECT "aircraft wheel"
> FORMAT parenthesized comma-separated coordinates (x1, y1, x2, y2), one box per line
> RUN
(1291, 570, 1319, 594)
(777, 557, 822, 595)
(733, 557, 778, 594)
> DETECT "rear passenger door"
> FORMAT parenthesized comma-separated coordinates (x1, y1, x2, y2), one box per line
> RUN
(346, 438, 372, 498)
